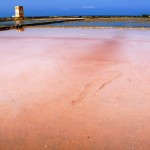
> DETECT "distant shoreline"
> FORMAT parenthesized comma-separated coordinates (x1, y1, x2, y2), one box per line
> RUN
(0, 15, 150, 22)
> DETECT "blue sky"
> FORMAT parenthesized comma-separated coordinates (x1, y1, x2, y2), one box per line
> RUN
(1, 0, 150, 17)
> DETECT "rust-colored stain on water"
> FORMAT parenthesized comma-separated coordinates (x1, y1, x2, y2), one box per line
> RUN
(0, 29, 150, 150)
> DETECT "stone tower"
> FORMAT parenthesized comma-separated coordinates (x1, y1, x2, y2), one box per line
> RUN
(15, 6, 24, 19)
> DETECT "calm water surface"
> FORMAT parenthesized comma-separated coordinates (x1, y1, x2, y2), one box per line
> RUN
(0, 20, 53, 26)
(1, 20, 150, 28)
(47, 21, 150, 28)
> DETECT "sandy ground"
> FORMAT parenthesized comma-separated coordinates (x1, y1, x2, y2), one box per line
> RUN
(0, 28, 150, 150)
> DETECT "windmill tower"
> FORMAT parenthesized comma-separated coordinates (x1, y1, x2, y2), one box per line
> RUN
(15, 6, 24, 19)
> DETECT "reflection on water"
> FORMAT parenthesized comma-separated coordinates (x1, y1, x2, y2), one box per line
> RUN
(16, 26, 25, 32)
(15, 20, 25, 32)
(15, 20, 24, 25)
(0, 20, 53, 27)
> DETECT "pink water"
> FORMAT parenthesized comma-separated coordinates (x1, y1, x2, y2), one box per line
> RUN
(0, 28, 150, 150)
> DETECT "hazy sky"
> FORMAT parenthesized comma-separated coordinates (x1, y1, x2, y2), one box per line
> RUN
(1, 0, 150, 17)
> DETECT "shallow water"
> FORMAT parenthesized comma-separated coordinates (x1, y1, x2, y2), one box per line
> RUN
(1, 20, 150, 28)
(0, 28, 150, 150)
(0, 20, 55, 27)
(47, 21, 150, 28)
